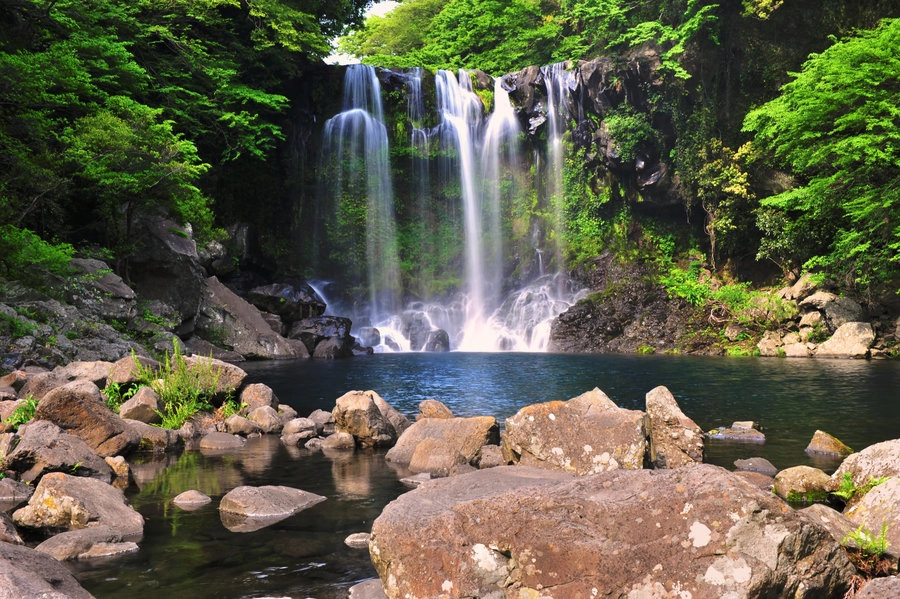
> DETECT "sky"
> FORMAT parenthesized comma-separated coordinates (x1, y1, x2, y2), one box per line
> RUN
(325, 1, 399, 65)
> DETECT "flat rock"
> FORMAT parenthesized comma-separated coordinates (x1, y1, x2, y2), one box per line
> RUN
(370, 464, 854, 599)
(0, 542, 94, 598)
(199, 432, 246, 450)
(34, 524, 140, 561)
(218, 485, 325, 532)
(734, 457, 778, 477)
(501, 388, 648, 474)
(707, 426, 766, 442)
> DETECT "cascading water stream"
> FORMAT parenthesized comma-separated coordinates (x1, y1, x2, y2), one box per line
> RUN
(321, 65, 401, 323)
(541, 62, 571, 283)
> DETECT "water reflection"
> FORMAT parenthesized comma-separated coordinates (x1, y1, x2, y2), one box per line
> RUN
(74, 353, 899, 598)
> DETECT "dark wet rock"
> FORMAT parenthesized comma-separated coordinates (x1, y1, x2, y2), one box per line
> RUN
(423, 329, 451, 352)
(502, 388, 648, 474)
(0, 512, 22, 545)
(69, 258, 137, 322)
(645, 385, 704, 468)
(0, 477, 34, 512)
(312, 335, 354, 359)
(0, 542, 94, 598)
(287, 315, 353, 355)
(370, 464, 853, 599)
(2, 420, 112, 483)
(356, 327, 381, 348)
(385, 417, 500, 477)
(13, 472, 144, 537)
(245, 282, 326, 323)
(35, 379, 140, 457)
(734, 457, 778, 477)
(195, 276, 308, 359)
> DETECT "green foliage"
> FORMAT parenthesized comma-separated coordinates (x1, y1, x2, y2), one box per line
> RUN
(0, 312, 37, 340)
(133, 344, 229, 430)
(3, 396, 38, 432)
(832, 473, 889, 504)
(843, 523, 891, 557)
(743, 19, 900, 292)
(604, 106, 657, 163)
(101, 381, 138, 413)
(0, 226, 74, 289)
(660, 257, 711, 306)
(218, 399, 247, 420)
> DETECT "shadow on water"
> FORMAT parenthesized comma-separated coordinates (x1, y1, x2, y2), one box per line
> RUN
(73, 353, 899, 597)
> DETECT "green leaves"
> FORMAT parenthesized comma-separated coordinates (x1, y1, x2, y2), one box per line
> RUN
(744, 18, 900, 291)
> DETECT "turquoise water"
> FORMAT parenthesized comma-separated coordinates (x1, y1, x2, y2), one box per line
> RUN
(72, 353, 900, 598)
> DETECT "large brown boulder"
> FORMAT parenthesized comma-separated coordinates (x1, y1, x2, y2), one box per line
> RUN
(501, 388, 649, 474)
(369, 464, 854, 599)
(13, 472, 144, 538)
(0, 542, 94, 598)
(833, 439, 900, 487)
(333, 390, 406, 448)
(385, 417, 500, 477)
(645, 385, 704, 468)
(34, 380, 140, 457)
(1, 420, 112, 483)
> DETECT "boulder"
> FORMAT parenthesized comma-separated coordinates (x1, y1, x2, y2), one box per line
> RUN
(280, 418, 317, 447)
(773, 465, 834, 503)
(417, 399, 453, 420)
(107, 354, 159, 387)
(806, 430, 853, 457)
(34, 525, 140, 561)
(801, 504, 857, 549)
(127, 214, 206, 327)
(245, 282, 327, 323)
(118, 386, 161, 424)
(195, 276, 308, 359)
(321, 431, 355, 451)
(218, 485, 326, 532)
(371, 393, 411, 438)
(308, 409, 336, 436)
(348, 579, 389, 599)
(0, 477, 34, 512)
(182, 354, 248, 401)
(69, 258, 137, 322)
(0, 512, 22, 545)
(756, 330, 782, 357)
(247, 406, 283, 434)
(423, 329, 451, 352)
(799, 291, 867, 330)
(833, 439, 900, 488)
(239, 383, 279, 411)
(288, 315, 353, 354)
(1, 420, 112, 483)
(333, 390, 402, 448)
(844, 476, 900, 560)
(477, 444, 506, 469)
(13, 472, 144, 537)
(345, 532, 370, 549)
(0, 542, 94, 598)
(55, 361, 113, 388)
(816, 322, 875, 358)
(122, 419, 183, 453)
(501, 388, 649, 475)
(356, 327, 381, 348)
(277, 404, 297, 423)
(35, 379, 140, 457)
(855, 575, 900, 598)
(224, 415, 261, 436)
(311, 336, 354, 359)
(385, 417, 500, 477)
(707, 421, 766, 442)
(369, 464, 854, 599)
(645, 385, 704, 468)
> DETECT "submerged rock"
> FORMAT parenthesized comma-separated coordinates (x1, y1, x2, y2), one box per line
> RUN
(219, 485, 325, 532)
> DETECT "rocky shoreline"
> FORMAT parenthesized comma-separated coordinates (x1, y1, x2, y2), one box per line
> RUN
(0, 357, 898, 598)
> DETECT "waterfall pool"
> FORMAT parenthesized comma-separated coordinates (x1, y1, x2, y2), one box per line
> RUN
(72, 352, 899, 598)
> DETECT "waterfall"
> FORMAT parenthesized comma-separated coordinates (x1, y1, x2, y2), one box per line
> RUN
(321, 65, 401, 323)
(315, 64, 587, 352)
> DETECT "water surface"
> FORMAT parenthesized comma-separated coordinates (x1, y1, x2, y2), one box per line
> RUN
(73, 353, 900, 598)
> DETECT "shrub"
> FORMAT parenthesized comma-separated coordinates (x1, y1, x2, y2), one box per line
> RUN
(3, 395, 38, 431)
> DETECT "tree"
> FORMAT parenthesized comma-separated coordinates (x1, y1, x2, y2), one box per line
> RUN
(743, 18, 900, 292)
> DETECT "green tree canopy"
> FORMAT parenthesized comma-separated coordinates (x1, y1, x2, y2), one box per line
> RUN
(743, 18, 900, 292)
